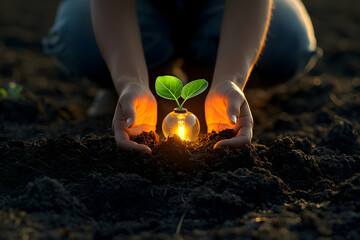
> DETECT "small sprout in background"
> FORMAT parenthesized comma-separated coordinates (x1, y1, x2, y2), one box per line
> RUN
(155, 75, 208, 141)
(0, 82, 23, 100)
(0, 88, 8, 98)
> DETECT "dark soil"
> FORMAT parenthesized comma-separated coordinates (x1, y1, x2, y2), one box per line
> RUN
(1, 0, 360, 239)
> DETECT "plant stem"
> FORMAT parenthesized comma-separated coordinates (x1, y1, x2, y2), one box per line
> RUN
(175, 98, 181, 109)
(179, 99, 187, 110)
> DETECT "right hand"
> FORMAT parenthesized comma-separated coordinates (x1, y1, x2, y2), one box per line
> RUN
(113, 83, 157, 154)
(205, 81, 253, 149)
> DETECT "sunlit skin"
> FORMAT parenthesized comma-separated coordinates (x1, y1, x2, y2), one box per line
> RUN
(204, 0, 271, 149)
(205, 81, 253, 149)
(91, 0, 272, 153)
(112, 83, 157, 154)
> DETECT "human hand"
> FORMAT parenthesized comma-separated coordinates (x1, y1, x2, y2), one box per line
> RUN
(112, 83, 157, 154)
(205, 81, 253, 149)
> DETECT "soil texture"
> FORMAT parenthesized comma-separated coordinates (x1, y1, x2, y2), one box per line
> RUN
(0, 0, 360, 239)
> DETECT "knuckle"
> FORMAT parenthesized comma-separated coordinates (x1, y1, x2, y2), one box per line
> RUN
(228, 92, 245, 108)
(117, 99, 135, 117)
(119, 93, 134, 105)
(228, 107, 241, 117)
(227, 88, 241, 99)
(122, 107, 134, 116)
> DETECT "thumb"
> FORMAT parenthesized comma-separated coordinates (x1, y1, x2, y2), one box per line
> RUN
(226, 91, 243, 124)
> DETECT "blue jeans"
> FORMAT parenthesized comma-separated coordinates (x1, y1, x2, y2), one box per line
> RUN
(43, 0, 319, 82)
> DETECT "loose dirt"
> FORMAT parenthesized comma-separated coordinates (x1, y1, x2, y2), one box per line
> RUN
(0, 0, 360, 239)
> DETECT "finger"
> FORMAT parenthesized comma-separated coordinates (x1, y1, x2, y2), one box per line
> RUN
(213, 133, 251, 149)
(233, 98, 253, 134)
(119, 94, 137, 127)
(113, 118, 151, 154)
(214, 124, 253, 149)
(215, 101, 253, 149)
(225, 90, 244, 125)
(116, 138, 152, 154)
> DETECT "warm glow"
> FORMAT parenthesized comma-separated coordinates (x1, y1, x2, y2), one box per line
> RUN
(162, 108, 200, 141)
(177, 115, 186, 140)
(205, 82, 241, 133)
(125, 92, 157, 136)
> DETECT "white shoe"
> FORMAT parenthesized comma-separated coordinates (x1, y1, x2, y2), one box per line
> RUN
(86, 89, 117, 117)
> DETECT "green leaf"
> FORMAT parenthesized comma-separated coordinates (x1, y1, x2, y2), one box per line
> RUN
(179, 79, 208, 109)
(181, 79, 208, 100)
(155, 75, 183, 108)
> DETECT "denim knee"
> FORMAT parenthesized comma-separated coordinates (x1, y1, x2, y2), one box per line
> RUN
(42, 0, 108, 77)
(257, 0, 319, 79)
(190, 0, 319, 79)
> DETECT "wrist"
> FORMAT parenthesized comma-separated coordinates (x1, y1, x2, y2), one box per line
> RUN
(211, 73, 247, 91)
(208, 80, 244, 101)
(210, 75, 246, 91)
(113, 76, 149, 95)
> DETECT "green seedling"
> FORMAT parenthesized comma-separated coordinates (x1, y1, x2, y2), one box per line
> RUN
(155, 75, 208, 110)
(0, 82, 23, 100)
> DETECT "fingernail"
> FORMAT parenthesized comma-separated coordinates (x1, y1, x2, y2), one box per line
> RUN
(126, 118, 134, 128)
(230, 115, 237, 124)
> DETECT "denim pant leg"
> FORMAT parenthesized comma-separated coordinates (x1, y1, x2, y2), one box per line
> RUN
(42, 0, 173, 85)
(258, 0, 319, 78)
(42, 0, 109, 82)
(137, 0, 174, 70)
(190, 0, 319, 79)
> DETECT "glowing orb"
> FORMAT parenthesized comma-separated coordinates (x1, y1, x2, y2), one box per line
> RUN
(162, 108, 200, 141)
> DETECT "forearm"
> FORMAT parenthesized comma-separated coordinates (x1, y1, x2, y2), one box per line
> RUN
(212, 0, 273, 90)
(90, 0, 148, 93)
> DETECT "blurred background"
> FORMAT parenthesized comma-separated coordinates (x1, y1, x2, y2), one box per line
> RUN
(0, 0, 358, 75)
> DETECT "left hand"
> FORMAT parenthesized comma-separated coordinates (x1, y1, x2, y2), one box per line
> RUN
(205, 81, 253, 149)
(112, 83, 157, 154)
